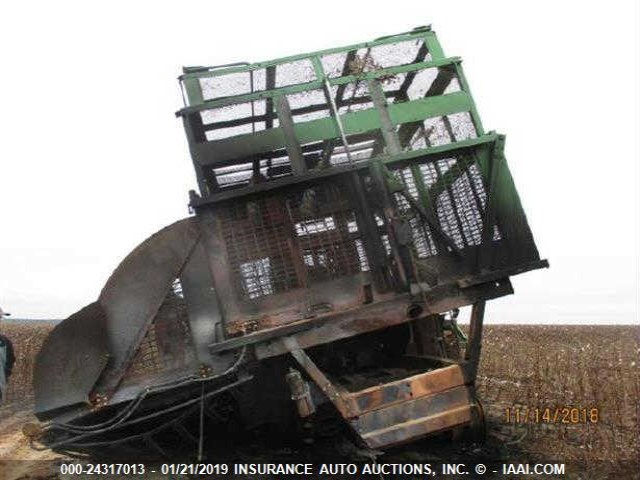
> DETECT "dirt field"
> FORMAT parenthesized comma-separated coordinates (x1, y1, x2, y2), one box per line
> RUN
(476, 325, 639, 478)
(0, 322, 638, 479)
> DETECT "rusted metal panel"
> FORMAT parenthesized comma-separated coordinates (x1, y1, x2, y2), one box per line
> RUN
(347, 364, 466, 415)
(285, 342, 474, 450)
(255, 279, 511, 359)
(281, 339, 475, 449)
(353, 385, 473, 449)
(360, 404, 472, 449)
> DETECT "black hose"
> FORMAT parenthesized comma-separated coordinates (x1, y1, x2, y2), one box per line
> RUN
(68, 406, 198, 448)
(48, 345, 247, 434)
(32, 375, 251, 451)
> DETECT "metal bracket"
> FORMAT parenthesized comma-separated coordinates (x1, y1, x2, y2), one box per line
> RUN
(282, 337, 355, 418)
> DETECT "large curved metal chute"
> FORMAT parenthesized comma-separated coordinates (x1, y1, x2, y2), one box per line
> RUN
(34, 302, 109, 417)
(34, 218, 201, 417)
(97, 217, 200, 392)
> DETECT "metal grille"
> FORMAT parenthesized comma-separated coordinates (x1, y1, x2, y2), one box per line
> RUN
(218, 182, 368, 301)
(288, 89, 331, 123)
(403, 111, 476, 151)
(218, 196, 301, 300)
(390, 154, 491, 253)
(123, 288, 194, 380)
(424, 157, 486, 249)
(392, 168, 439, 258)
(198, 59, 317, 101)
(321, 38, 430, 79)
(192, 49, 470, 193)
(201, 99, 278, 142)
(291, 188, 363, 284)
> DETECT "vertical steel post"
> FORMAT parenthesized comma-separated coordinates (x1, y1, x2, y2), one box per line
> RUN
(464, 301, 486, 382)
(274, 96, 307, 175)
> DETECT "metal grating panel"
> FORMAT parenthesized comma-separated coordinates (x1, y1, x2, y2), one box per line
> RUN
(321, 38, 430, 79)
(391, 154, 492, 254)
(392, 167, 439, 258)
(403, 111, 476, 151)
(123, 287, 194, 380)
(186, 40, 473, 195)
(218, 182, 368, 301)
(218, 195, 301, 300)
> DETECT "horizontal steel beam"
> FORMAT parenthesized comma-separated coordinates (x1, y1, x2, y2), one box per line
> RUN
(177, 57, 461, 113)
(254, 279, 512, 360)
(190, 134, 497, 207)
(192, 92, 474, 166)
(179, 27, 437, 83)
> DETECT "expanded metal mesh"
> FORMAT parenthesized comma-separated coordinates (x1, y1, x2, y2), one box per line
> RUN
(392, 168, 439, 258)
(199, 59, 317, 101)
(123, 288, 194, 380)
(391, 153, 491, 254)
(404, 111, 476, 151)
(320, 38, 430, 78)
(217, 182, 368, 301)
(193, 41, 477, 194)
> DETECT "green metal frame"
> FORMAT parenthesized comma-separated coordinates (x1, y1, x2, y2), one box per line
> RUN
(177, 27, 545, 280)
(180, 26, 437, 83)
(177, 28, 486, 181)
(189, 134, 497, 206)
(179, 56, 462, 113)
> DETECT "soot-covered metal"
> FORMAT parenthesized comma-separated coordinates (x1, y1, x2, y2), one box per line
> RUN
(32, 26, 547, 455)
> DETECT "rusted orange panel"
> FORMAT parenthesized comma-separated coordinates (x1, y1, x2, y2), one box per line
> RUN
(410, 364, 466, 397)
(347, 364, 466, 415)
(353, 385, 473, 449)
(360, 405, 472, 449)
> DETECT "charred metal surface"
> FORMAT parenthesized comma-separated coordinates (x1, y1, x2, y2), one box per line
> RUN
(285, 340, 475, 449)
(118, 292, 196, 386)
(97, 218, 200, 394)
(179, 240, 223, 365)
(355, 386, 473, 449)
(33, 28, 547, 452)
(34, 302, 109, 417)
(286, 340, 355, 418)
(255, 279, 510, 360)
(347, 364, 467, 414)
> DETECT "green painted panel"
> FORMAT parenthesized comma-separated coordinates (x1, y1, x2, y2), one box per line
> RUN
(183, 78, 203, 106)
(194, 128, 286, 165)
(196, 111, 494, 168)
(341, 109, 382, 135)
(424, 31, 445, 60)
(486, 136, 539, 263)
(178, 80, 325, 114)
(388, 92, 473, 125)
(294, 118, 339, 144)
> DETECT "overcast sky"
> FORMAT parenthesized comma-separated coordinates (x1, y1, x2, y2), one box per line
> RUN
(0, 1, 638, 324)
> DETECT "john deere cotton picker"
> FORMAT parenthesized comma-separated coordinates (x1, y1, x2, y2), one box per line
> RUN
(33, 26, 547, 453)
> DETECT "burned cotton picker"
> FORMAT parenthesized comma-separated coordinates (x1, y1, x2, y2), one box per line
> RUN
(33, 26, 547, 454)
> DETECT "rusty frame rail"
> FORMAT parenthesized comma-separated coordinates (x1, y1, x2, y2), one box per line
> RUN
(285, 339, 478, 449)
